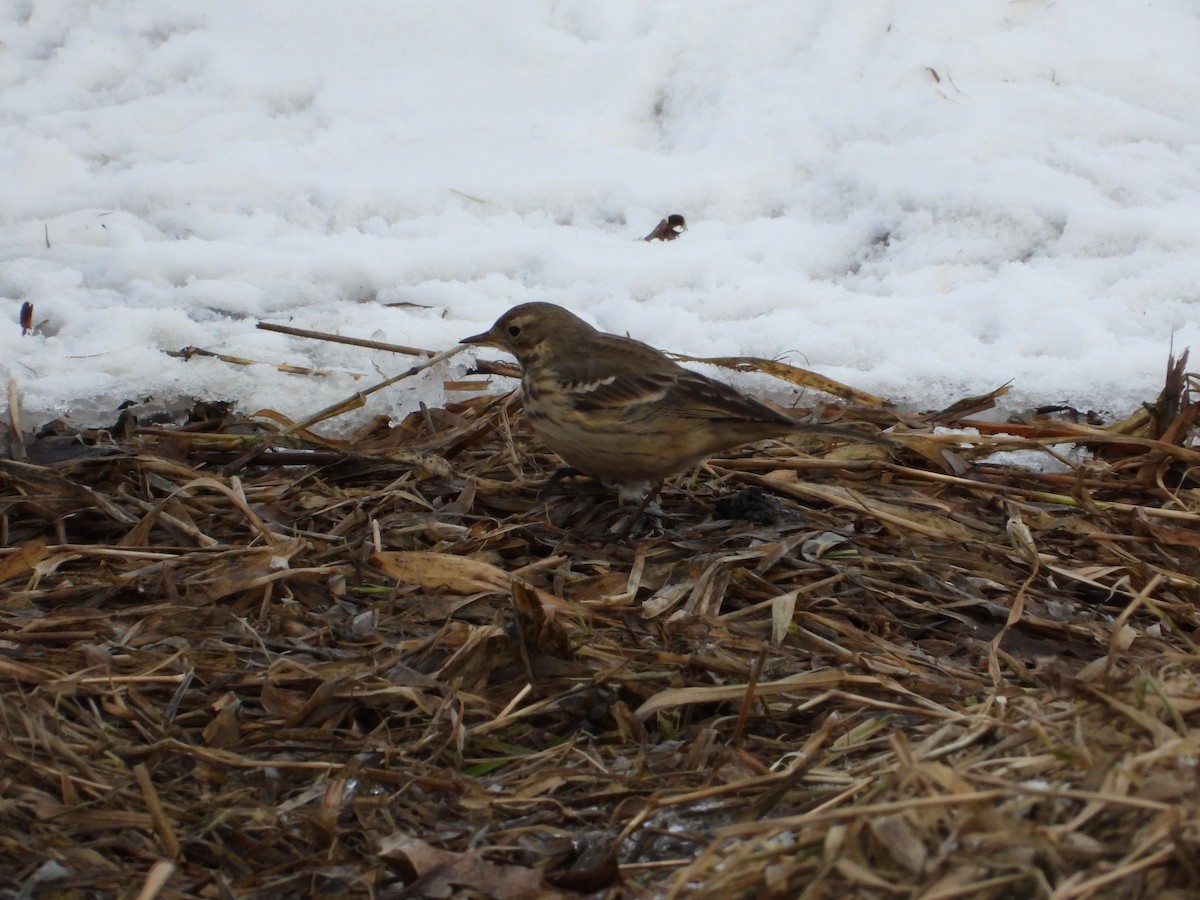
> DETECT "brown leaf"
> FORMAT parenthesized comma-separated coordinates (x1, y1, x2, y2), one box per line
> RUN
(202, 700, 241, 749)
(0, 538, 49, 582)
(544, 842, 621, 893)
(870, 814, 928, 875)
(184, 541, 313, 601)
(260, 680, 308, 719)
(512, 580, 573, 659)
(377, 834, 546, 899)
(373, 550, 510, 594)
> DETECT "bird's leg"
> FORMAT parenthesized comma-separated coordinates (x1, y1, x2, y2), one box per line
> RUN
(614, 479, 665, 539)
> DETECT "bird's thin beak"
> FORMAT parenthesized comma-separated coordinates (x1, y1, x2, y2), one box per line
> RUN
(460, 325, 499, 346)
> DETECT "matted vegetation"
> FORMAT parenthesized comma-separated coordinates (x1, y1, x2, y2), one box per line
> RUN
(2, 352, 1199, 898)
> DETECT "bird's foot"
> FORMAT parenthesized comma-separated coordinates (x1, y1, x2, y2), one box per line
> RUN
(611, 480, 665, 540)
(538, 466, 587, 498)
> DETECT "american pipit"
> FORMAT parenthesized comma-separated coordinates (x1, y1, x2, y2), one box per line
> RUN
(461, 302, 878, 527)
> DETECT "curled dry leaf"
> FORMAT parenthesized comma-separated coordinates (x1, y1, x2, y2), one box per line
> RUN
(372, 549, 510, 594)
(0, 538, 49, 582)
(378, 834, 545, 899)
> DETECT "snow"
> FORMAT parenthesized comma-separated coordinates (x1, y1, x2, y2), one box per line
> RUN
(3, 0, 1199, 432)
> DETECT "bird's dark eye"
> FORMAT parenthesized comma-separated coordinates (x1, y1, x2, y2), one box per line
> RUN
(507, 325, 521, 337)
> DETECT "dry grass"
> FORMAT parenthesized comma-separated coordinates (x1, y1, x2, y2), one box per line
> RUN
(2, 355, 1200, 899)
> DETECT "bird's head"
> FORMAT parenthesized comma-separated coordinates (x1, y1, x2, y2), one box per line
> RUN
(460, 302, 592, 366)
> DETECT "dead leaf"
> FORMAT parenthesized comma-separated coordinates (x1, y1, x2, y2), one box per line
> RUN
(0, 538, 49, 582)
(377, 834, 546, 899)
(373, 550, 510, 594)
(870, 814, 928, 874)
(512, 580, 573, 659)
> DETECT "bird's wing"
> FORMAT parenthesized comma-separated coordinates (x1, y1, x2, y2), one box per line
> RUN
(546, 333, 675, 419)
(658, 368, 796, 423)
(565, 369, 676, 417)
(560, 343, 793, 426)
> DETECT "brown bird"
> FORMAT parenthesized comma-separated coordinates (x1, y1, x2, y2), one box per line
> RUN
(461, 302, 877, 529)
(642, 214, 688, 242)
